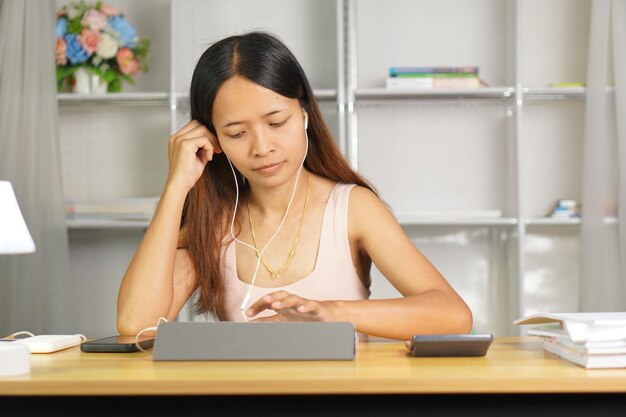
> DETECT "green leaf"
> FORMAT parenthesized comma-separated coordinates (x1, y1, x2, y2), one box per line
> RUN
(66, 18, 84, 34)
(108, 78, 122, 92)
(56, 65, 80, 82)
(102, 69, 117, 83)
(133, 38, 150, 59)
(119, 73, 135, 85)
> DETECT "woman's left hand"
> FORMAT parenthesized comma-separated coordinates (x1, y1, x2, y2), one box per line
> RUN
(246, 291, 335, 322)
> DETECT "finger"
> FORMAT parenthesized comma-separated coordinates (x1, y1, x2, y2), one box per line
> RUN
(246, 296, 273, 316)
(295, 299, 319, 315)
(169, 120, 201, 147)
(246, 291, 290, 316)
(180, 125, 222, 154)
(270, 294, 306, 311)
(197, 146, 213, 164)
(180, 136, 214, 155)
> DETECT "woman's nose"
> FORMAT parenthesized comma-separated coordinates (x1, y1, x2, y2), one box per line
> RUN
(251, 129, 272, 156)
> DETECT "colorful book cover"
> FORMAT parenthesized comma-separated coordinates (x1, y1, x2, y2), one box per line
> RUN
(389, 66, 479, 76)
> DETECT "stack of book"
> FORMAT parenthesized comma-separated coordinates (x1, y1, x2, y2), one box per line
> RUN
(547, 199, 580, 218)
(65, 197, 159, 222)
(385, 66, 483, 89)
(514, 312, 626, 369)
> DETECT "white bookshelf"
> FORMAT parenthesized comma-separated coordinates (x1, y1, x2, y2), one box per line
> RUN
(55, 0, 595, 336)
(345, 0, 593, 334)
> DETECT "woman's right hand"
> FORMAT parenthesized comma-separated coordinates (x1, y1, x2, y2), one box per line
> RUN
(166, 120, 222, 192)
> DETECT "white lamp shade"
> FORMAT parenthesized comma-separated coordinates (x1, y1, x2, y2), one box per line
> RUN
(0, 181, 35, 254)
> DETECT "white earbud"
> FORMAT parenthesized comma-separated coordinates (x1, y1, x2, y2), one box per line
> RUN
(303, 109, 308, 130)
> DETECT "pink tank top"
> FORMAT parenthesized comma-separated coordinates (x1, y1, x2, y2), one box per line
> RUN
(222, 183, 371, 321)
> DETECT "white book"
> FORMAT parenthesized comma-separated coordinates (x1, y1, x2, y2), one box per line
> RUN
(385, 77, 481, 89)
(529, 330, 626, 354)
(543, 337, 626, 369)
(514, 312, 626, 343)
(386, 77, 433, 88)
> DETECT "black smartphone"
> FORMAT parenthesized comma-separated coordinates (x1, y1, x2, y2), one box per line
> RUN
(405, 333, 493, 357)
(81, 335, 155, 353)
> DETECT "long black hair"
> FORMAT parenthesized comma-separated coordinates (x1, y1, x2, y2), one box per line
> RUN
(182, 32, 374, 319)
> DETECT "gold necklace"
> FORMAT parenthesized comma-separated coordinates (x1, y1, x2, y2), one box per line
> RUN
(247, 174, 310, 279)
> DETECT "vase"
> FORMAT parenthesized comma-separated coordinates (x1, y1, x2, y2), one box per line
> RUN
(73, 67, 108, 94)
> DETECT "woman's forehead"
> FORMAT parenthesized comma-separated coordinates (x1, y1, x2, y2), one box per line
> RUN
(212, 76, 299, 123)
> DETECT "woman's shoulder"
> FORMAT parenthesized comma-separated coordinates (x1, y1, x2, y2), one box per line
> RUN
(348, 184, 383, 208)
(309, 174, 384, 216)
(347, 185, 397, 238)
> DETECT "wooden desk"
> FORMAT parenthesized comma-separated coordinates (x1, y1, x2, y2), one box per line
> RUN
(2, 337, 626, 416)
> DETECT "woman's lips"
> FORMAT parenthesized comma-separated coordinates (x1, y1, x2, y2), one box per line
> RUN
(253, 161, 284, 175)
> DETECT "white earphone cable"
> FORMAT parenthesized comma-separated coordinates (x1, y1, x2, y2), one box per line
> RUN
(226, 113, 309, 319)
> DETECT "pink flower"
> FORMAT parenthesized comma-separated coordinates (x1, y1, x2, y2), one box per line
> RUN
(56, 37, 67, 65)
(99, 4, 120, 16)
(116, 48, 140, 75)
(77, 29, 100, 55)
(81, 9, 108, 31)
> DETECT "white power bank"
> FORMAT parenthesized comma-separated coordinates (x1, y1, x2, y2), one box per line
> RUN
(17, 335, 83, 353)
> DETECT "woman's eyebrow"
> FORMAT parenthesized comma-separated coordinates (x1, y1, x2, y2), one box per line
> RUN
(220, 109, 286, 128)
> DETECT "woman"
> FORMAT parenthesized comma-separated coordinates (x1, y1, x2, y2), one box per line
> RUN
(117, 32, 472, 339)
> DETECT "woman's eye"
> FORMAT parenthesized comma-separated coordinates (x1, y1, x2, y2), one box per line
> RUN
(270, 120, 287, 128)
(228, 132, 244, 139)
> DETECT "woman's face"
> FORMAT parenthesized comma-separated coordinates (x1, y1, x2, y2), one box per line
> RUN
(212, 75, 307, 188)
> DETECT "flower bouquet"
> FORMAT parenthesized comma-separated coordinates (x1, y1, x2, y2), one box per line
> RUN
(55, 1, 149, 93)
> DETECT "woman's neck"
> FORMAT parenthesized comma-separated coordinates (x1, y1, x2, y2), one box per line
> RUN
(247, 170, 309, 220)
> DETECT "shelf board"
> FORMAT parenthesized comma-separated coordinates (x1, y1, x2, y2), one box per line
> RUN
(525, 217, 618, 226)
(525, 217, 581, 225)
(58, 92, 169, 106)
(523, 87, 585, 101)
(524, 87, 615, 101)
(355, 87, 515, 101)
(397, 215, 517, 226)
(66, 216, 150, 229)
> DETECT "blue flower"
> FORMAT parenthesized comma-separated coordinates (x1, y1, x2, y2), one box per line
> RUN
(108, 16, 137, 47)
(64, 34, 89, 64)
(55, 17, 67, 38)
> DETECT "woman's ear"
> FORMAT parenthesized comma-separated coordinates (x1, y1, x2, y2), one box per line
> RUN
(302, 109, 308, 130)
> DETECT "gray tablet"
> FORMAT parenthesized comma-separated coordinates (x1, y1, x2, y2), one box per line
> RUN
(153, 321, 356, 361)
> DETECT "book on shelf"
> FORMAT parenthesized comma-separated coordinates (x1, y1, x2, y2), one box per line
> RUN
(65, 197, 159, 220)
(514, 312, 626, 369)
(547, 199, 580, 218)
(390, 66, 479, 75)
(386, 66, 485, 89)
